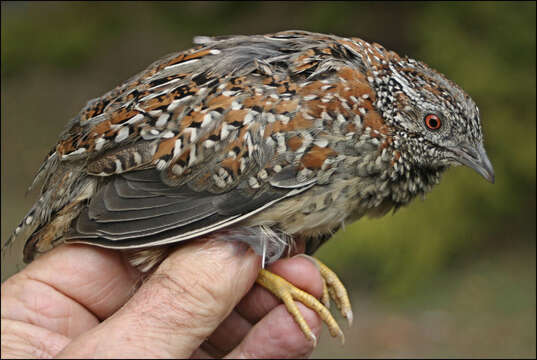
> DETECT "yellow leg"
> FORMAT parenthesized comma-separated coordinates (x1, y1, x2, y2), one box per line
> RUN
(256, 260, 352, 346)
(314, 257, 353, 327)
(320, 276, 331, 309)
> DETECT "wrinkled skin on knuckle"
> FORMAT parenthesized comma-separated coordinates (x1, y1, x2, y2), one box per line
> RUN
(1, 318, 69, 359)
(122, 240, 255, 349)
(130, 271, 222, 339)
(114, 319, 178, 359)
(2, 274, 76, 333)
(155, 241, 250, 317)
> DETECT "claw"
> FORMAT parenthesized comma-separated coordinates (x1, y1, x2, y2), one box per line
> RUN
(345, 308, 354, 328)
(320, 277, 331, 308)
(257, 268, 344, 346)
(295, 254, 354, 329)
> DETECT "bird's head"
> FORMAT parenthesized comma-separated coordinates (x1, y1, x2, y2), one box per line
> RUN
(374, 56, 494, 184)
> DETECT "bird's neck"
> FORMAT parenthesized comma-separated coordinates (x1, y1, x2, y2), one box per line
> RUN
(381, 138, 447, 206)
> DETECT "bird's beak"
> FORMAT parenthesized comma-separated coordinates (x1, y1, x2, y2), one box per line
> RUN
(449, 142, 495, 184)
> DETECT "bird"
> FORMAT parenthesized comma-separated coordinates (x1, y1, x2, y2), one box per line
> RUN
(3, 30, 494, 346)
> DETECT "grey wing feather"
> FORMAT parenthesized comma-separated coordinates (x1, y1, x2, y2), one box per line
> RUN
(81, 204, 217, 238)
(65, 169, 314, 249)
(113, 177, 161, 199)
(213, 189, 284, 216)
(101, 182, 181, 212)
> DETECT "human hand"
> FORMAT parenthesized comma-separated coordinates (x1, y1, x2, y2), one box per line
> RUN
(1, 239, 324, 358)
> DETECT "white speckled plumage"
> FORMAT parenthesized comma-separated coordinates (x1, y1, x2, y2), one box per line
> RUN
(4, 30, 493, 275)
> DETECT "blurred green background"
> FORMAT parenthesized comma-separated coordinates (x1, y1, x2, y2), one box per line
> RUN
(1, 1, 535, 357)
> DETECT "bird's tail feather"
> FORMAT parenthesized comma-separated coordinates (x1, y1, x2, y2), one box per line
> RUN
(1, 208, 40, 281)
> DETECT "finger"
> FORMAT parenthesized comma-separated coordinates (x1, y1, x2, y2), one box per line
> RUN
(1, 244, 140, 338)
(226, 302, 322, 359)
(56, 239, 261, 358)
(191, 347, 213, 359)
(202, 309, 252, 357)
(1, 319, 71, 359)
(204, 256, 324, 356)
(236, 256, 324, 324)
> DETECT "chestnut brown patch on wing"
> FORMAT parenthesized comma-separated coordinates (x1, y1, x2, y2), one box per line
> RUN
(301, 145, 337, 169)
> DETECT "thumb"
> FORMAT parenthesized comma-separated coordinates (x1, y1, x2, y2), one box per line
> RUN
(57, 239, 261, 358)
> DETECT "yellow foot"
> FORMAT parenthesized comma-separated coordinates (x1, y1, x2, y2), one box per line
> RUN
(301, 255, 353, 328)
(256, 259, 353, 346)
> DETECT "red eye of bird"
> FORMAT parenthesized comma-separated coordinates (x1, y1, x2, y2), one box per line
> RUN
(424, 114, 442, 130)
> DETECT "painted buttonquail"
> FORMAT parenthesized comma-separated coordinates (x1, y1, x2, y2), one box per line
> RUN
(4, 30, 494, 345)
